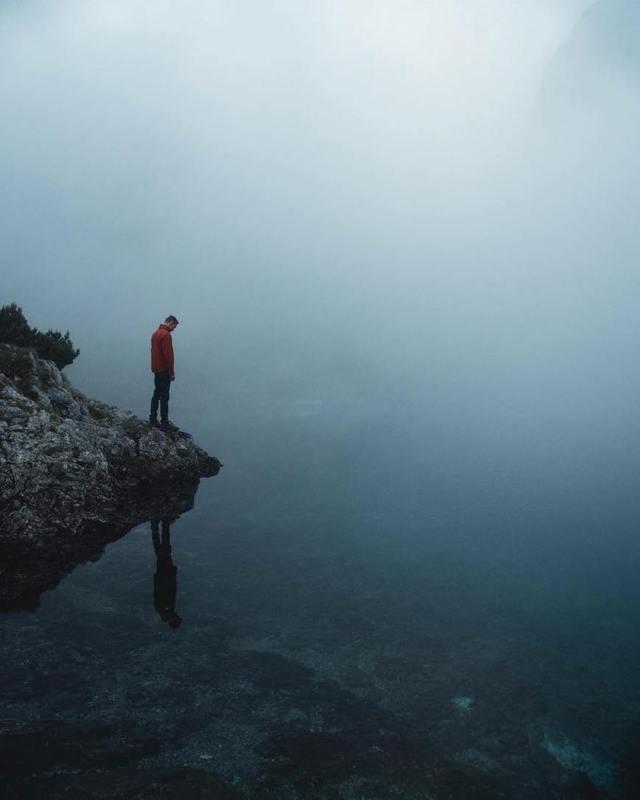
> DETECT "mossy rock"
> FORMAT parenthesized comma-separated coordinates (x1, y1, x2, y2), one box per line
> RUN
(87, 402, 113, 422)
(121, 416, 148, 437)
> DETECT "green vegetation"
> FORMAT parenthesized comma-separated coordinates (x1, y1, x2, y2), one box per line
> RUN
(0, 303, 80, 369)
(0, 343, 35, 381)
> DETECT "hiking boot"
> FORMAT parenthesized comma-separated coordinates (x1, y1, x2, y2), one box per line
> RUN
(149, 417, 160, 428)
(161, 420, 179, 432)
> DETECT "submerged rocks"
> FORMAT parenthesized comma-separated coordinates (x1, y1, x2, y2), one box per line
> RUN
(0, 343, 221, 609)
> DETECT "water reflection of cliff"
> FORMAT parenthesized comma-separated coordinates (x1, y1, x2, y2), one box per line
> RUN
(0, 475, 219, 613)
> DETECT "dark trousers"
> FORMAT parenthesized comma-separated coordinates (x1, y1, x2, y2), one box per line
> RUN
(152, 519, 177, 614)
(150, 371, 171, 422)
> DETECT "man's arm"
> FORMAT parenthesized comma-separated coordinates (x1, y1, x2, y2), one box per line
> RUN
(162, 334, 175, 379)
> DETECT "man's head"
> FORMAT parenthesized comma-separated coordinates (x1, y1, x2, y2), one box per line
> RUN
(160, 610, 183, 628)
(164, 315, 179, 331)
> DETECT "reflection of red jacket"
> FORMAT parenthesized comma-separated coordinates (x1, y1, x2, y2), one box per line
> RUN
(151, 324, 175, 378)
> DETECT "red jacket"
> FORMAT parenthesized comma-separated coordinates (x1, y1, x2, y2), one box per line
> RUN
(151, 324, 175, 378)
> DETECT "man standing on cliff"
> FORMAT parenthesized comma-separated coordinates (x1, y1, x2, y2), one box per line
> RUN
(150, 315, 179, 431)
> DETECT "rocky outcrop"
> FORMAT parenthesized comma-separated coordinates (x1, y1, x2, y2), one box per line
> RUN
(0, 343, 221, 609)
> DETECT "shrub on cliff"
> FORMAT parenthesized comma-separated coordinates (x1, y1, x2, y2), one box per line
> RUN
(0, 303, 80, 369)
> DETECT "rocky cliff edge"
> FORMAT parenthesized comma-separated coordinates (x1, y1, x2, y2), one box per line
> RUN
(0, 342, 221, 554)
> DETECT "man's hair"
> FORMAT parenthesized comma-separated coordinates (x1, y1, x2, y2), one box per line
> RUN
(165, 315, 179, 325)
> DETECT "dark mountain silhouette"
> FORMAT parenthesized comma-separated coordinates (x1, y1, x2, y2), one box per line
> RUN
(538, 0, 640, 119)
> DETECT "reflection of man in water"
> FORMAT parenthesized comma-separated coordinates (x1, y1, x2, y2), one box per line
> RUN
(151, 518, 182, 628)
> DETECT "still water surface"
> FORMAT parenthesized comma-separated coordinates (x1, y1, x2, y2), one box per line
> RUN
(2, 393, 640, 798)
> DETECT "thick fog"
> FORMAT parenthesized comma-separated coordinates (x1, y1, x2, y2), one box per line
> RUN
(1, 0, 639, 458)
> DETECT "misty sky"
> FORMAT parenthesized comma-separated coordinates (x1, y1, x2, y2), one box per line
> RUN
(1, 0, 639, 441)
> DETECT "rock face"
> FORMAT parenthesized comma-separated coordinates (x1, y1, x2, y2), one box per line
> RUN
(0, 343, 221, 609)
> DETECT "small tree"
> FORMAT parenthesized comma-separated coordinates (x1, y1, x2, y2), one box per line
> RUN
(0, 303, 32, 347)
(0, 303, 80, 369)
(33, 329, 80, 370)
